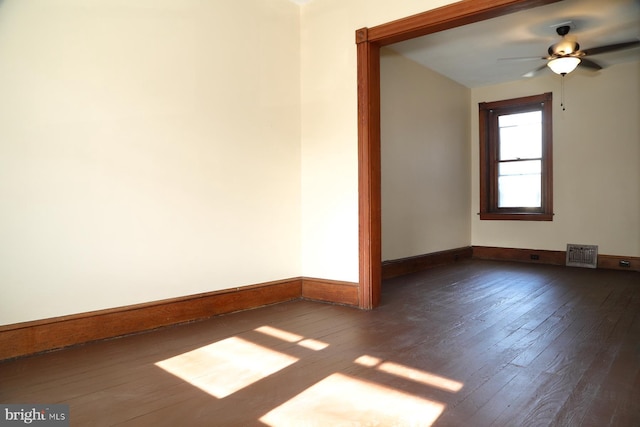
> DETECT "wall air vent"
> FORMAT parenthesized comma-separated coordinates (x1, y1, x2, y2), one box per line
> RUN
(566, 244, 598, 268)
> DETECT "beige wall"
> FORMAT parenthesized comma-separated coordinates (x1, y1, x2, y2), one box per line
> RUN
(471, 60, 640, 257)
(0, 0, 460, 325)
(299, 0, 453, 281)
(380, 49, 471, 261)
(0, 0, 302, 324)
(299, 0, 639, 279)
(6, 0, 632, 325)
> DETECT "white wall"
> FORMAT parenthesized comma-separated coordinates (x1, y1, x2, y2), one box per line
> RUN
(0, 0, 302, 324)
(380, 49, 470, 261)
(471, 61, 640, 257)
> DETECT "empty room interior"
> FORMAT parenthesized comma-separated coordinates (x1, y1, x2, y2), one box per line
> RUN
(1, 0, 639, 426)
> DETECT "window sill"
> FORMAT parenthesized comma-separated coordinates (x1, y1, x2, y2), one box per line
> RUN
(479, 212, 553, 221)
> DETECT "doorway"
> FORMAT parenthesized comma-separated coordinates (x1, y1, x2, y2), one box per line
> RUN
(355, 0, 562, 309)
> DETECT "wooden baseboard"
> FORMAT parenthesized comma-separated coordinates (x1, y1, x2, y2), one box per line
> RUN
(3, 245, 634, 361)
(302, 277, 359, 306)
(0, 275, 363, 361)
(0, 278, 303, 361)
(382, 246, 473, 280)
(472, 246, 565, 265)
(597, 254, 640, 272)
(472, 246, 640, 272)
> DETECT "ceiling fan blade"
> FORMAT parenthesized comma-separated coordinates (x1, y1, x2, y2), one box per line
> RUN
(582, 40, 640, 56)
(498, 56, 546, 62)
(578, 58, 603, 71)
(522, 64, 548, 78)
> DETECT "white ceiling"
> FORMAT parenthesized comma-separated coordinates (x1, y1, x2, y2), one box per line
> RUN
(389, 0, 640, 88)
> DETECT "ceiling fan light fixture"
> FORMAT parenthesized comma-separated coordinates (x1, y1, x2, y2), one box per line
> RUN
(547, 56, 581, 75)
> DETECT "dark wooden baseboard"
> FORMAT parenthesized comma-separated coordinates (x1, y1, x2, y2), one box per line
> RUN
(472, 246, 640, 272)
(595, 254, 640, 272)
(382, 246, 473, 280)
(472, 246, 565, 265)
(4, 244, 635, 361)
(302, 277, 360, 306)
(0, 275, 362, 361)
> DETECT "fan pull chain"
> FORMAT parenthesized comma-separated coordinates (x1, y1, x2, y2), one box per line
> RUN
(561, 74, 567, 111)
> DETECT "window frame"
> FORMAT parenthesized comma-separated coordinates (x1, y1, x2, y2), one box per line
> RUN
(479, 92, 553, 221)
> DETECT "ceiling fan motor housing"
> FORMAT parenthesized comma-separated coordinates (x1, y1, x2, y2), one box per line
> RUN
(549, 25, 580, 56)
(549, 40, 580, 56)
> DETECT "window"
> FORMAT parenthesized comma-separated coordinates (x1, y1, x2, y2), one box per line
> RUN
(479, 92, 553, 221)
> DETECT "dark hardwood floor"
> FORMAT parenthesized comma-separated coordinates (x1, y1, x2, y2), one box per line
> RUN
(1, 260, 638, 426)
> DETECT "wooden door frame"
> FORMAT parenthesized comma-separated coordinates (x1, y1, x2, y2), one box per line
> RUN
(355, 0, 562, 309)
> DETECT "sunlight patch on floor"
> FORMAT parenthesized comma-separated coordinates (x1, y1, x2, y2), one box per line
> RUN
(260, 373, 445, 427)
(155, 336, 298, 398)
(255, 325, 329, 350)
(354, 355, 464, 392)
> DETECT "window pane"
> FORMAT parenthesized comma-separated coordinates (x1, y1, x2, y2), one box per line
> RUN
(499, 111, 541, 161)
(498, 160, 541, 207)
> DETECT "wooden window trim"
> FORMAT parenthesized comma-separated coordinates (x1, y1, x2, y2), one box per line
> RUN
(479, 92, 553, 221)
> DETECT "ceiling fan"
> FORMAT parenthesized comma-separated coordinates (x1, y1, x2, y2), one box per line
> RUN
(504, 24, 640, 77)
